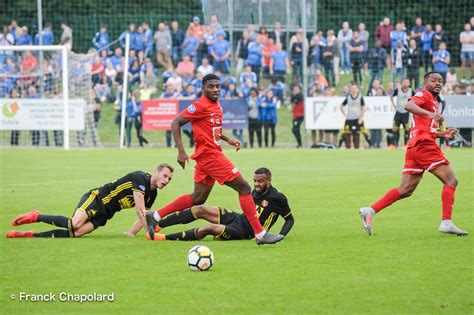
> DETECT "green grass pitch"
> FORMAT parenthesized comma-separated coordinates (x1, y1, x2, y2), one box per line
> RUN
(0, 148, 473, 314)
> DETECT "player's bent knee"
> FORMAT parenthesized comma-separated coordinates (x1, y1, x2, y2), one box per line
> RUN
(447, 177, 458, 187)
(399, 185, 416, 198)
(191, 193, 207, 205)
(238, 182, 252, 195)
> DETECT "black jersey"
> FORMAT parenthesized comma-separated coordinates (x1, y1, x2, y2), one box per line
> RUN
(92, 171, 157, 214)
(252, 186, 291, 231)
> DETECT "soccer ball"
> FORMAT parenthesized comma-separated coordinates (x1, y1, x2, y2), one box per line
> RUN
(187, 245, 214, 271)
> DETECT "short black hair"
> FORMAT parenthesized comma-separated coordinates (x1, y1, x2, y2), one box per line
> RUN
(255, 167, 272, 179)
(424, 71, 441, 80)
(202, 73, 220, 86)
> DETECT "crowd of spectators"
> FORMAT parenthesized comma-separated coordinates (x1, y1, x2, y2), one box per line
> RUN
(0, 14, 473, 148)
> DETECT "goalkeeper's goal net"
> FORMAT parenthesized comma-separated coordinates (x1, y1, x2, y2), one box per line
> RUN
(0, 45, 100, 149)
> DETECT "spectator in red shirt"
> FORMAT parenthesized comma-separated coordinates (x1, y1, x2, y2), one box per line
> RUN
(262, 37, 276, 88)
(376, 16, 394, 69)
(187, 16, 206, 42)
(91, 56, 105, 86)
(19, 50, 38, 91)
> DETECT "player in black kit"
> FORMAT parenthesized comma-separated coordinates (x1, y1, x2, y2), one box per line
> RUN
(147, 167, 295, 242)
(7, 164, 174, 238)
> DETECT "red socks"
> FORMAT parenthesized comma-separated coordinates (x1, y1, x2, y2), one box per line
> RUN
(442, 185, 456, 220)
(157, 194, 193, 219)
(371, 188, 401, 213)
(239, 194, 264, 235)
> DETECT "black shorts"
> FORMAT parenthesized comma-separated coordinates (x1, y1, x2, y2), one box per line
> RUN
(393, 112, 409, 131)
(214, 207, 254, 240)
(74, 190, 114, 229)
(344, 119, 361, 132)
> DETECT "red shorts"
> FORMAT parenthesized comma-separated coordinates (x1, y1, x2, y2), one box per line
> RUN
(194, 154, 240, 186)
(403, 140, 450, 175)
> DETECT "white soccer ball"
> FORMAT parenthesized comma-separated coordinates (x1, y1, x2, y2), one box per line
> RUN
(187, 245, 214, 271)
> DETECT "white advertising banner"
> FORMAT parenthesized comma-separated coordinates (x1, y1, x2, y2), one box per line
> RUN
(305, 96, 396, 130)
(1, 98, 85, 130)
(305, 95, 474, 130)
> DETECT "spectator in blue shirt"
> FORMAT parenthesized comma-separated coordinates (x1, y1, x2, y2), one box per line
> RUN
(240, 66, 257, 86)
(119, 23, 137, 51)
(268, 77, 285, 102)
(259, 89, 278, 147)
(16, 26, 33, 46)
(135, 26, 146, 53)
(34, 23, 54, 45)
(270, 42, 289, 84)
(238, 77, 254, 99)
(211, 32, 231, 74)
(247, 36, 264, 83)
(432, 42, 450, 82)
(390, 23, 408, 49)
(142, 22, 154, 58)
(92, 26, 110, 53)
(421, 24, 434, 72)
(182, 29, 200, 65)
(109, 47, 123, 71)
(191, 72, 203, 95)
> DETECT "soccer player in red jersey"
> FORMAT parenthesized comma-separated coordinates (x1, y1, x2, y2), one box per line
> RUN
(146, 73, 284, 244)
(360, 72, 468, 236)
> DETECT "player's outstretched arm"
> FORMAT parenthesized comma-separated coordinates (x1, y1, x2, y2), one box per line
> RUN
(220, 133, 241, 151)
(405, 100, 444, 122)
(279, 213, 295, 237)
(124, 191, 147, 237)
(171, 114, 191, 168)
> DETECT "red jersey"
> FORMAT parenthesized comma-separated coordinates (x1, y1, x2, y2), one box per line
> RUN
(182, 95, 223, 160)
(407, 90, 442, 148)
(262, 44, 276, 66)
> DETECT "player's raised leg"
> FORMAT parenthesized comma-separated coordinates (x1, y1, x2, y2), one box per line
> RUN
(430, 164, 468, 236)
(225, 175, 283, 245)
(360, 173, 422, 235)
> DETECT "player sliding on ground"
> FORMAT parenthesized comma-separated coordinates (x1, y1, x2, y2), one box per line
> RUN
(145, 74, 284, 245)
(144, 167, 294, 241)
(7, 164, 174, 238)
(360, 72, 468, 236)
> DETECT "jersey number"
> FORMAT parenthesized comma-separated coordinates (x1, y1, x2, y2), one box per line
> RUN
(212, 127, 222, 146)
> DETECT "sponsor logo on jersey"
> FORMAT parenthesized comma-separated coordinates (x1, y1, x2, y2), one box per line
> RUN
(231, 167, 239, 174)
(139, 185, 145, 191)
(414, 91, 423, 97)
(187, 104, 196, 113)
(262, 200, 269, 207)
